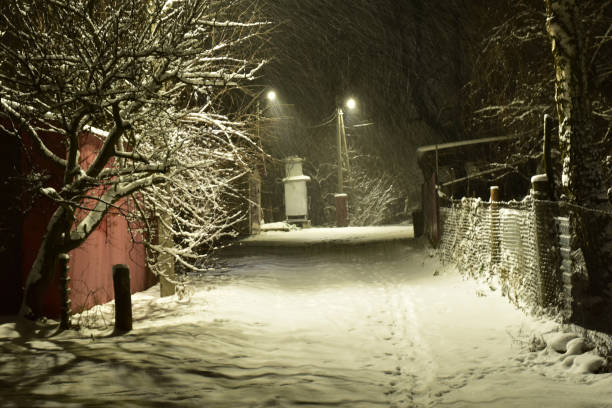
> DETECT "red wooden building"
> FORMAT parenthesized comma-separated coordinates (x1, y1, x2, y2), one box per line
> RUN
(0, 124, 156, 317)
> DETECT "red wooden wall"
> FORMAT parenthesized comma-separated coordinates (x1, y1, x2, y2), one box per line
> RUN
(2, 122, 156, 317)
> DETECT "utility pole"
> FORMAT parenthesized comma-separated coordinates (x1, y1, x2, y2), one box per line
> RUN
(335, 106, 349, 227)
(337, 107, 344, 193)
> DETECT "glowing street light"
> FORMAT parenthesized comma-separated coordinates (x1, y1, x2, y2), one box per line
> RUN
(257, 89, 278, 133)
(337, 97, 357, 194)
(345, 97, 356, 110)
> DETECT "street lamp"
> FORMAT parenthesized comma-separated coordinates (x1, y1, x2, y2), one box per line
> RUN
(346, 97, 356, 110)
(249, 88, 281, 234)
(256, 89, 278, 141)
(337, 97, 356, 193)
(335, 97, 356, 227)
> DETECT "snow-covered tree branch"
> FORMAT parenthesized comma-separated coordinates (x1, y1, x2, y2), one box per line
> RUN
(0, 0, 268, 318)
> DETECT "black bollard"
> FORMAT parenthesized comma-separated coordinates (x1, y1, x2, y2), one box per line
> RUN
(112, 264, 132, 333)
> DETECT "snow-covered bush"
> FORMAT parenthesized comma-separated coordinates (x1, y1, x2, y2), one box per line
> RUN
(348, 158, 405, 226)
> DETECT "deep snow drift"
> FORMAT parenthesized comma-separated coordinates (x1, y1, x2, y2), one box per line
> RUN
(1, 241, 611, 407)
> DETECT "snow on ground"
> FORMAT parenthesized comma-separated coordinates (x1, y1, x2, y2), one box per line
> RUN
(242, 225, 414, 246)
(1, 240, 612, 407)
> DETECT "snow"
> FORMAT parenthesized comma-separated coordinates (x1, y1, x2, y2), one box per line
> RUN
(260, 221, 298, 231)
(531, 174, 548, 183)
(545, 332, 579, 353)
(1, 240, 612, 407)
(82, 125, 109, 138)
(240, 225, 414, 246)
(40, 187, 61, 200)
(282, 175, 311, 182)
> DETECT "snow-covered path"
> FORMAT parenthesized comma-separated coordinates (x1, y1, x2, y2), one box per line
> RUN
(1, 241, 612, 407)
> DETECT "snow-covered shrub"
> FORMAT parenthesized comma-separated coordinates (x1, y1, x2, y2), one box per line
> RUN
(348, 160, 405, 226)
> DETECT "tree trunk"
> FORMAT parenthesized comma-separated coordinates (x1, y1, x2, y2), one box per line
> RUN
(545, 0, 604, 205)
(545, 0, 610, 314)
(20, 206, 72, 319)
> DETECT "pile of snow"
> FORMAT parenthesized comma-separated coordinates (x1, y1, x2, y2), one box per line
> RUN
(541, 332, 607, 374)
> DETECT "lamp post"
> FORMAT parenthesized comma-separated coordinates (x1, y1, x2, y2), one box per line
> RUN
(337, 106, 344, 194)
(250, 89, 278, 234)
(255, 90, 279, 172)
(256, 90, 277, 143)
(335, 97, 356, 227)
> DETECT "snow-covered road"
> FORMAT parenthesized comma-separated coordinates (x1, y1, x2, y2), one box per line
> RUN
(1, 241, 612, 407)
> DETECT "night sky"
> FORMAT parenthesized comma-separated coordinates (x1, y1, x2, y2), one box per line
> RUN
(260, 0, 487, 174)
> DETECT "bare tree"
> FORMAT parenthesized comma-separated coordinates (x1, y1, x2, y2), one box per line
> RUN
(0, 0, 268, 318)
(544, 0, 612, 312)
(462, 1, 611, 192)
(544, 0, 606, 205)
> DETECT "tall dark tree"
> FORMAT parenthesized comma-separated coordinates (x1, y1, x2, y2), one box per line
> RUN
(545, 0, 606, 206)
(544, 0, 611, 308)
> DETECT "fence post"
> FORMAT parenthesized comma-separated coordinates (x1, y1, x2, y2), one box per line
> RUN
(490, 186, 500, 271)
(531, 174, 559, 308)
(158, 210, 175, 297)
(112, 264, 132, 334)
(249, 173, 262, 234)
(58, 253, 71, 330)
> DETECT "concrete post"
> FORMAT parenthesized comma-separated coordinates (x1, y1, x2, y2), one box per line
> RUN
(58, 253, 71, 330)
(158, 211, 175, 297)
(531, 174, 549, 200)
(112, 264, 132, 334)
